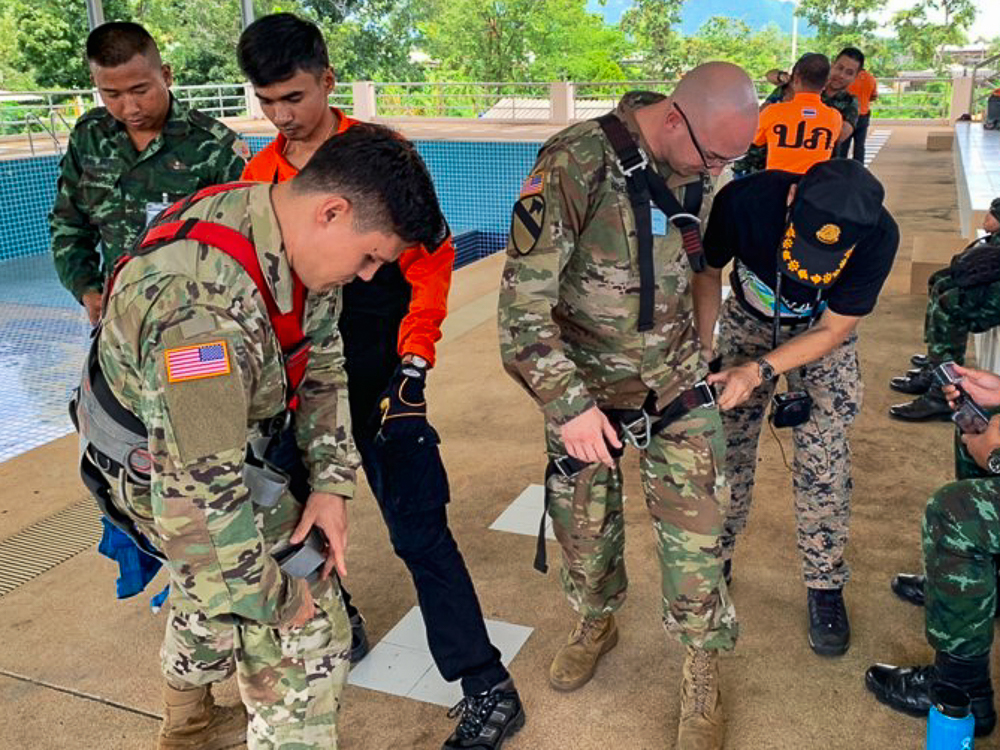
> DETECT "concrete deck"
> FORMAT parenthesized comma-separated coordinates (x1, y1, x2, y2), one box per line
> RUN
(1, 124, 991, 749)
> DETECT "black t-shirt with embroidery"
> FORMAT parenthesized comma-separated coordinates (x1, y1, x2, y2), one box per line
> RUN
(703, 170, 899, 320)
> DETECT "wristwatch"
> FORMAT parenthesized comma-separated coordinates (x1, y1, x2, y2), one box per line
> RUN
(756, 357, 777, 384)
(987, 447, 1000, 475)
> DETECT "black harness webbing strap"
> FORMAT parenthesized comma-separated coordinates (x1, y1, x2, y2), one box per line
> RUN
(533, 381, 716, 573)
(595, 114, 708, 328)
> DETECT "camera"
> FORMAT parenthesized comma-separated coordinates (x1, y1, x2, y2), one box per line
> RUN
(932, 361, 990, 434)
(770, 390, 812, 428)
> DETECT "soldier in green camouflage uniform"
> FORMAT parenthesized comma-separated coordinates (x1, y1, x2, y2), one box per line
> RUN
(889, 200, 1000, 421)
(49, 22, 246, 322)
(498, 63, 760, 750)
(867, 366, 1000, 738)
(90, 124, 442, 748)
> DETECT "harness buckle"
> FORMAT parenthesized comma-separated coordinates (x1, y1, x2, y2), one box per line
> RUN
(693, 379, 716, 409)
(616, 148, 649, 178)
(668, 212, 702, 228)
(619, 411, 653, 450)
(552, 455, 581, 479)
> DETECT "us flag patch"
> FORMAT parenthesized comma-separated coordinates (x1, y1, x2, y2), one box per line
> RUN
(802, 108, 817, 118)
(165, 341, 231, 383)
(520, 172, 545, 197)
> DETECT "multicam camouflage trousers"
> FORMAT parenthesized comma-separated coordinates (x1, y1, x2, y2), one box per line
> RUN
(715, 296, 863, 589)
(544, 402, 738, 652)
(923, 432, 1000, 657)
(161, 577, 351, 749)
(922, 268, 1000, 365)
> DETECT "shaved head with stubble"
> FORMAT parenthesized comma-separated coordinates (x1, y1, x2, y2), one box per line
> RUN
(635, 61, 759, 177)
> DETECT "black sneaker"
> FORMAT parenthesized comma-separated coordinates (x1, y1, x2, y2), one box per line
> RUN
(349, 611, 370, 665)
(443, 678, 525, 749)
(807, 587, 850, 657)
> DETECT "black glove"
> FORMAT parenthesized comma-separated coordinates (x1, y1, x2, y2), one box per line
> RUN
(376, 362, 428, 439)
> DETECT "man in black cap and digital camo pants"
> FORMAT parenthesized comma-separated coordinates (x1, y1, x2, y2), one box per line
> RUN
(692, 159, 899, 656)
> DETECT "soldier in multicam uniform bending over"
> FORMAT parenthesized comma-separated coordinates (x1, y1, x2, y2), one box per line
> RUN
(498, 62, 759, 750)
(91, 125, 446, 748)
(49, 21, 247, 323)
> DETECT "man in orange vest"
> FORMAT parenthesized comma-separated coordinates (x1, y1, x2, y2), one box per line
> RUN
(751, 53, 843, 174)
(238, 14, 525, 750)
(841, 48, 878, 161)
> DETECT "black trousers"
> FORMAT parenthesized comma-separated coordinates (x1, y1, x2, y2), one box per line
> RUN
(837, 113, 870, 162)
(269, 314, 507, 696)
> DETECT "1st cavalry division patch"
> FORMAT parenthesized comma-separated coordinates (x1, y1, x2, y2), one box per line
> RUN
(510, 195, 546, 255)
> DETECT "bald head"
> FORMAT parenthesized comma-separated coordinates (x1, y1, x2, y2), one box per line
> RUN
(635, 61, 759, 176)
(673, 62, 759, 159)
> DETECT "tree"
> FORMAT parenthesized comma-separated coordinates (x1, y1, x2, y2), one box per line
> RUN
(682, 18, 791, 78)
(892, 0, 976, 72)
(619, 0, 685, 79)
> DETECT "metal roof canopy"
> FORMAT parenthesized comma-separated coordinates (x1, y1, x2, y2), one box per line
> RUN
(84, 0, 255, 30)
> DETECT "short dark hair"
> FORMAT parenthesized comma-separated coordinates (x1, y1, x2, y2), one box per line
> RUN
(837, 47, 865, 70)
(237, 13, 330, 87)
(793, 53, 830, 91)
(86, 22, 161, 67)
(293, 123, 448, 249)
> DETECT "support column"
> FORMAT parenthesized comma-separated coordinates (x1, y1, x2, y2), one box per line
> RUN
(85, 0, 105, 30)
(950, 76, 974, 122)
(352, 82, 377, 121)
(240, 0, 255, 29)
(550, 81, 574, 124)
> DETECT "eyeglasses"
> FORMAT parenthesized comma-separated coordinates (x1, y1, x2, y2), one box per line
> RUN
(673, 102, 742, 170)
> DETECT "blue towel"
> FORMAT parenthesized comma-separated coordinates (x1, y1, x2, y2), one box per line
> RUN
(97, 518, 164, 601)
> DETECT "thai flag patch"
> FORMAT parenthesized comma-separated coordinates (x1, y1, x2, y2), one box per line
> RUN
(802, 108, 817, 118)
(520, 172, 545, 197)
(165, 341, 231, 383)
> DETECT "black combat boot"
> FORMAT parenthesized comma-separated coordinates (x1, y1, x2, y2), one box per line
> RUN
(911, 353, 930, 368)
(443, 678, 525, 749)
(866, 651, 997, 736)
(890, 366, 934, 395)
(888, 387, 952, 422)
(807, 587, 850, 656)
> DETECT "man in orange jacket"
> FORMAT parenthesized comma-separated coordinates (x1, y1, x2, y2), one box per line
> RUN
(237, 14, 524, 750)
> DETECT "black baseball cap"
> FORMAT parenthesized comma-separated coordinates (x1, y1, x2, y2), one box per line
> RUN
(779, 159, 885, 289)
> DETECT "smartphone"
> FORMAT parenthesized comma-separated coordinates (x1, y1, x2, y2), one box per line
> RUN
(933, 361, 990, 434)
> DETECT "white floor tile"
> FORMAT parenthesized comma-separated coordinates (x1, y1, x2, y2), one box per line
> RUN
(490, 485, 554, 540)
(348, 606, 534, 707)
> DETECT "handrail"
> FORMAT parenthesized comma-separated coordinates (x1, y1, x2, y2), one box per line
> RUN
(22, 113, 63, 156)
(971, 53, 1000, 115)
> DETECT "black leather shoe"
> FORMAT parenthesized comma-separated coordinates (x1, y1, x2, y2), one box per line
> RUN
(723, 559, 732, 587)
(891, 573, 926, 606)
(807, 587, 850, 657)
(443, 678, 525, 749)
(866, 654, 997, 737)
(866, 663, 936, 717)
(888, 392, 952, 422)
(890, 367, 934, 395)
(349, 611, 370, 665)
(911, 353, 930, 368)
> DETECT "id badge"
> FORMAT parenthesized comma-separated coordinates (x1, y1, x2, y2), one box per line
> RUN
(145, 201, 171, 226)
(651, 206, 668, 236)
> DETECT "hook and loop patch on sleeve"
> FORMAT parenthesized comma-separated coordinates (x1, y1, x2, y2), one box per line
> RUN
(164, 340, 232, 383)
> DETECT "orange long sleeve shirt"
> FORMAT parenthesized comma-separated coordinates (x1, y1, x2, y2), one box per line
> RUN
(241, 109, 454, 366)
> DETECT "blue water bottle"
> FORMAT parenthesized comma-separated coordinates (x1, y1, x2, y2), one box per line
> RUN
(926, 682, 975, 749)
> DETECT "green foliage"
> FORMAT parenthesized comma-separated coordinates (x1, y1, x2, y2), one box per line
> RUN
(620, 0, 685, 78)
(892, 0, 976, 72)
(682, 18, 791, 78)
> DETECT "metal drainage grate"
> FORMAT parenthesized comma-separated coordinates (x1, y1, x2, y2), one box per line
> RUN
(0, 500, 102, 597)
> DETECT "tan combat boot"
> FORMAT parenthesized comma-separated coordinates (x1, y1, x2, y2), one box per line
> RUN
(158, 683, 248, 750)
(549, 614, 619, 691)
(676, 646, 725, 750)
